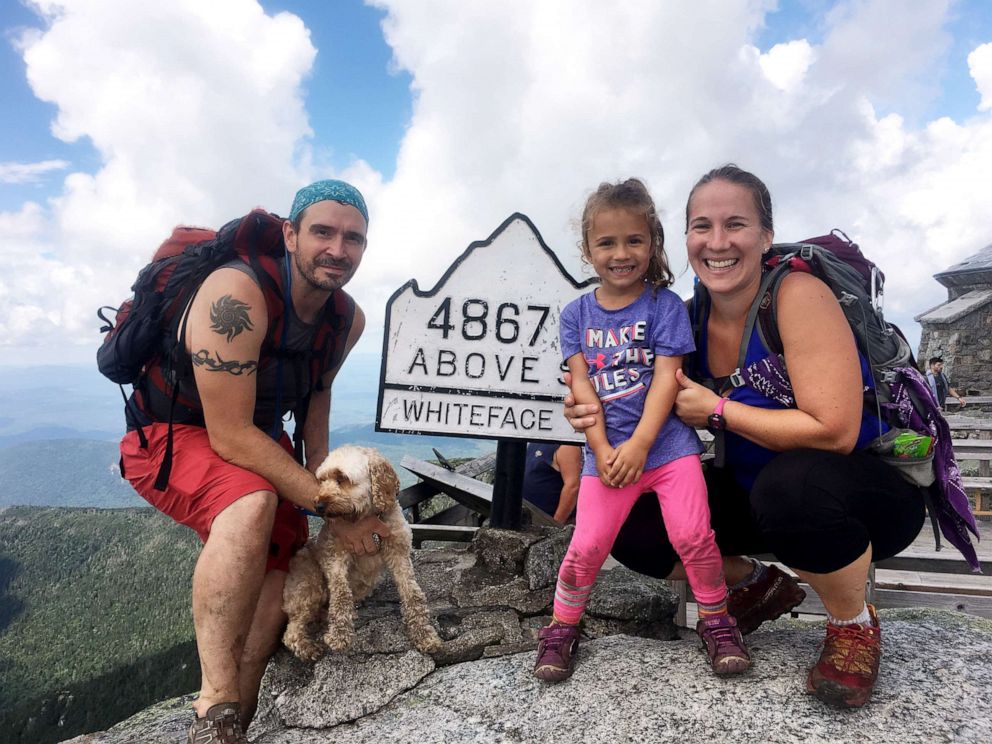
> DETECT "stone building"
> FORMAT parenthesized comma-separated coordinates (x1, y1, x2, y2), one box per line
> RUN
(915, 242, 992, 394)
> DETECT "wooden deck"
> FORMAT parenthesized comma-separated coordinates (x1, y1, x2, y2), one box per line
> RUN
(873, 518, 990, 598)
(672, 519, 991, 627)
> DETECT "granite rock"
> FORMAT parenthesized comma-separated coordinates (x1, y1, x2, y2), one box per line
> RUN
(65, 610, 992, 744)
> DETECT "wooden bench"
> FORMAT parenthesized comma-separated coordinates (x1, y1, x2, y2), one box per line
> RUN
(946, 396, 992, 411)
(400, 453, 558, 546)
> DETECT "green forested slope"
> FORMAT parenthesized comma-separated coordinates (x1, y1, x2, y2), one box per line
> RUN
(0, 439, 142, 507)
(0, 506, 200, 743)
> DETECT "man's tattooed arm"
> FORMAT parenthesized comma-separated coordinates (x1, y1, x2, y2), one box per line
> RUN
(210, 294, 255, 341)
(192, 349, 258, 376)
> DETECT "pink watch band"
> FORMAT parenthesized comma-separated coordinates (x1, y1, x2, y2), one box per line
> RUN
(713, 397, 727, 416)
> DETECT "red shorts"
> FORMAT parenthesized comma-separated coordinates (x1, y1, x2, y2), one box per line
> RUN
(121, 423, 308, 573)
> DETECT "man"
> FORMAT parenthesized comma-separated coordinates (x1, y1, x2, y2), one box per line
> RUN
(926, 356, 966, 411)
(119, 180, 384, 744)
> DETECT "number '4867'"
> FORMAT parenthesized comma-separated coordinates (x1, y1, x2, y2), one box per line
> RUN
(427, 297, 550, 345)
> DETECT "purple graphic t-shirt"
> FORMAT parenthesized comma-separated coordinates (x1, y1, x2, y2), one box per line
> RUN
(560, 285, 702, 477)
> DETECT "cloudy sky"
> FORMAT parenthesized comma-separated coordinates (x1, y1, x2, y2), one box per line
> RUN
(2, 0, 991, 366)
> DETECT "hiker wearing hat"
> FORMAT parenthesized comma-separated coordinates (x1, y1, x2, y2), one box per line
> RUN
(118, 180, 380, 743)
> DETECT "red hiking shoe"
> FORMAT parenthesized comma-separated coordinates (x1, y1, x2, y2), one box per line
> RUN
(807, 604, 881, 708)
(728, 563, 806, 635)
(533, 623, 580, 682)
(696, 613, 752, 675)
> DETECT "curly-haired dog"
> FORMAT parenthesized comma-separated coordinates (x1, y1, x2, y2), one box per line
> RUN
(282, 445, 442, 660)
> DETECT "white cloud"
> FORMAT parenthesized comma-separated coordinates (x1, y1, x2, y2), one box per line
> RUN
(3, 0, 322, 353)
(4, 0, 992, 365)
(354, 0, 990, 353)
(0, 202, 46, 237)
(757, 40, 816, 92)
(0, 159, 70, 183)
(969, 42, 992, 111)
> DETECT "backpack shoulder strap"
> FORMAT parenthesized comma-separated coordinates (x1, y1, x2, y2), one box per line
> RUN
(752, 243, 818, 357)
(731, 261, 791, 387)
(687, 280, 711, 385)
(313, 289, 357, 391)
(289, 289, 357, 462)
(688, 262, 788, 393)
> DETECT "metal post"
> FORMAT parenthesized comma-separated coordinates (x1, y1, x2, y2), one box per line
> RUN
(490, 439, 526, 529)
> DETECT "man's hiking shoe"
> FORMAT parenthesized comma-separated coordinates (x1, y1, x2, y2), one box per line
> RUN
(696, 613, 751, 675)
(807, 605, 881, 708)
(728, 563, 806, 634)
(188, 702, 248, 744)
(533, 623, 580, 682)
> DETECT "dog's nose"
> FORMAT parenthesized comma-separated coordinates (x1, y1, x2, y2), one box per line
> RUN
(314, 502, 327, 516)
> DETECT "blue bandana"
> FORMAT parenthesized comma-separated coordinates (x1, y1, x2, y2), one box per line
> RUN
(289, 179, 369, 225)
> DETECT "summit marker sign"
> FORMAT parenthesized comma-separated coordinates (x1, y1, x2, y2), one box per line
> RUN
(376, 214, 592, 443)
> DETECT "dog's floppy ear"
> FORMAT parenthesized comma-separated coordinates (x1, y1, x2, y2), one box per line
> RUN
(368, 451, 400, 511)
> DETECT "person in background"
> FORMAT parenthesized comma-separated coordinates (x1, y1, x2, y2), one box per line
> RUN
(522, 442, 582, 523)
(926, 356, 966, 411)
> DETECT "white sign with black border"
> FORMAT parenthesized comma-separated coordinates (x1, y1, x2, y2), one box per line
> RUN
(376, 214, 593, 443)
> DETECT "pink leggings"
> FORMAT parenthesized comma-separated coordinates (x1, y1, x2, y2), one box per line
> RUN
(553, 454, 725, 624)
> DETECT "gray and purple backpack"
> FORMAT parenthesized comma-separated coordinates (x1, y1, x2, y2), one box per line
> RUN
(691, 229, 981, 571)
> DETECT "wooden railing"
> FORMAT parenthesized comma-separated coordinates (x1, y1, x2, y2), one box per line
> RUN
(952, 438, 992, 517)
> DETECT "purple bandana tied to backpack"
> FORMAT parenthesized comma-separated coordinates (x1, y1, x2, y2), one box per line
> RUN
(885, 367, 979, 570)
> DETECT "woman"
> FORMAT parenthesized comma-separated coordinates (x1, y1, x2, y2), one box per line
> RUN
(564, 164, 925, 708)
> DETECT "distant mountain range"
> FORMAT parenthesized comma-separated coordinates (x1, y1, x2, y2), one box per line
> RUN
(0, 355, 395, 445)
(0, 357, 498, 507)
(0, 424, 493, 509)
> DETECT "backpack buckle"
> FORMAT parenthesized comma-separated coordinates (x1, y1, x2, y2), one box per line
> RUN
(729, 369, 746, 388)
(800, 245, 814, 261)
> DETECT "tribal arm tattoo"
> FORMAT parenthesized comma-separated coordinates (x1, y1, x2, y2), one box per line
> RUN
(210, 294, 255, 342)
(191, 349, 258, 376)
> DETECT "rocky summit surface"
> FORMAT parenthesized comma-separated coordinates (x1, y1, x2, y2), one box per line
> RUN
(64, 529, 992, 744)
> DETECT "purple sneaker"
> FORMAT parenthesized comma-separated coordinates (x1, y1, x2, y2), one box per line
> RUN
(696, 614, 751, 675)
(728, 563, 806, 635)
(534, 623, 580, 682)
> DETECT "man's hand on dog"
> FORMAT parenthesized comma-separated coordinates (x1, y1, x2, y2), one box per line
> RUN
(327, 514, 389, 555)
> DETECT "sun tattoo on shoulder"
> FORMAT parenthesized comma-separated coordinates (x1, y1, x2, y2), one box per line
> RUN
(210, 295, 254, 342)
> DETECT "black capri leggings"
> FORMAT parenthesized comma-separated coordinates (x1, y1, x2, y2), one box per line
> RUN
(611, 448, 926, 578)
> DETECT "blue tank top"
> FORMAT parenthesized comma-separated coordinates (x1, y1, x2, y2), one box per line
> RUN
(698, 316, 887, 490)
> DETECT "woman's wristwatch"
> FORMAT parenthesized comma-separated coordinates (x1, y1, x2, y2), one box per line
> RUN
(707, 397, 728, 432)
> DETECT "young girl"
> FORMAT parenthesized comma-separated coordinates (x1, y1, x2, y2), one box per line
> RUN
(534, 178, 750, 682)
